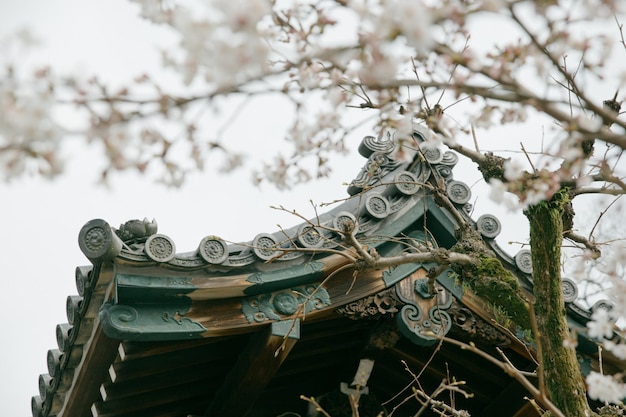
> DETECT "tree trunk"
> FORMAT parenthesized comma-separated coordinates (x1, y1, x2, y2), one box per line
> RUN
(525, 192, 594, 417)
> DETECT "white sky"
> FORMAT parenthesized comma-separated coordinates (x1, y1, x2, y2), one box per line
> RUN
(0, 2, 370, 415)
(0, 1, 542, 415)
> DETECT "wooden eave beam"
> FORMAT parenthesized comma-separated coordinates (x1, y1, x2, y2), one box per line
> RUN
(204, 320, 300, 417)
(113, 254, 348, 302)
(57, 322, 120, 417)
(185, 265, 390, 337)
(58, 264, 119, 417)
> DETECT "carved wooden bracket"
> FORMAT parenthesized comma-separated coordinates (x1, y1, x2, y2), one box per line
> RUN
(337, 266, 511, 348)
(395, 270, 453, 346)
(99, 301, 206, 341)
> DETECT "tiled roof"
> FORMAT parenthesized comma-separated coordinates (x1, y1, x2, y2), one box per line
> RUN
(32, 128, 620, 417)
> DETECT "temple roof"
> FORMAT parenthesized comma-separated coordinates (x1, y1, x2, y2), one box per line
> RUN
(32, 127, 622, 417)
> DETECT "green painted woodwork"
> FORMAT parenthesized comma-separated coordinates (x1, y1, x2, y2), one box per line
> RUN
(379, 227, 454, 290)
(99, 300, 206, 341)
(414, 278, 435, 299)
(424, 198, 457, 247)
(382, 263, 426, 287)
(115, 273, 196, 302)
(395, 298, 453, 347)
(435, 269, 464, 300)
(393, 268, 454, 346)
(364, 197, 455, 251)
(241, 284, 330, 323)
(271, 319, 300, 339)
(245, 261, 325, 294)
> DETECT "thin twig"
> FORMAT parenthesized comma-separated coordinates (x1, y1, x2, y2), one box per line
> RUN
(300, 396, 332, 417)
(441, 337, 565, 417)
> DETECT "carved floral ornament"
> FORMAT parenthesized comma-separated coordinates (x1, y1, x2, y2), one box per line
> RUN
(336, 264, 584, 347)
(115, 218, 158, 243)
(98, 301, 207, 341)
(336, 288, 401, 320)
(393, 170, 420, 195)
(296, 225, 325, 248)
(241, 285, 331, 323)
(336, 274, 512, 347)
(78, 219, 122, 262)
(395, 274, 454, 346)
(515, 249, 533, 275)
(446, 180, 472, 205)
(337, 266, 459, 346)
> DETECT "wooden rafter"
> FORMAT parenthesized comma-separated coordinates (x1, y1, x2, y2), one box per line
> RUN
(203, 320, 300, 417)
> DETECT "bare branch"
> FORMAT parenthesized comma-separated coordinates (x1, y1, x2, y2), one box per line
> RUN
(615, 14, 626, 51)
(572, 187, 626, 197)
(564, 231, 601, 258)
(442, 337, 566, 417)
(300, 395, 332, 417)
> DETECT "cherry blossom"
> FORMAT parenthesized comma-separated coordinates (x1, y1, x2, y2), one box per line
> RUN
(503, 159, 525, 182)
(587, 309, 616, 340)
(586, 371, 626, 405)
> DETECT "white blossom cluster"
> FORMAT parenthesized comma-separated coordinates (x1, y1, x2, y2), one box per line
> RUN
(0, 32, 64, 180)
(583, 241, 626, 404)
(3, 0, 624, 189)
(587, 371, 626, 405)
(131, 0, 272, 86)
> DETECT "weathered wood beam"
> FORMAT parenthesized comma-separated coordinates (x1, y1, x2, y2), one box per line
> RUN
(185, 265, 391, 337)
(101, 264, 429, 341)
(92, 380, 210, 417)
(113, 254, 348, 301)
(58, 262, 119, 417)
(58, 325, 120, 417)
(204, 319, 300, 417)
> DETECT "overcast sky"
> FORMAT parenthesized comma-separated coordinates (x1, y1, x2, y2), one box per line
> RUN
(0, 2, 372, 415)
(0, 2, 535, 415)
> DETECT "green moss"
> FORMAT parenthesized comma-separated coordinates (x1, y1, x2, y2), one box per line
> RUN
(466, 257, 532, 330)
(477, 152, 507, 182)
(598, 405, 624, 416)
(474, 257, 520, 288)
(451, 224, 493, 258)
(526, 186, 569, 215)
(450, 224, 531, 331)
(526, 189, 595, 417)
(486, 302, 513, 328)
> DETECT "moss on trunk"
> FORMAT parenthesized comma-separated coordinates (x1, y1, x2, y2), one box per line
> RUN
(451, 224, 532, 330)
(525, 190, 595, 417)
(471, 257, 532, 330)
